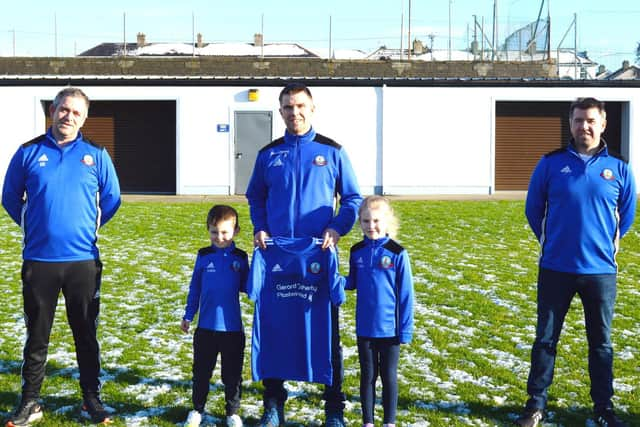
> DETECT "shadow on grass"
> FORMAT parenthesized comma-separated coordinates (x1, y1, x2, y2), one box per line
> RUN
(397, 395, 638, 426)
(5, 359, 637, 426)
(0, 358, 271, 426)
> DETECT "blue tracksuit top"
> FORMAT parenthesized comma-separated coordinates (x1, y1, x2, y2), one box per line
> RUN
(183, 243, 249, 332)
(2, 130, 121, 262)
(247, 237, 345, 385)
(345, 236, 414, 343)
(525, 141, 637, 274)
(245, 127, 362, 238)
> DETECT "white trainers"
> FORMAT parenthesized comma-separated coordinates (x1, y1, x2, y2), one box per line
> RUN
(184, 410, 202, 427)
(226, 413, 243, 427)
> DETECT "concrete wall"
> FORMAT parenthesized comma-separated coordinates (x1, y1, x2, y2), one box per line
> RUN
(2, 83, 640, 196)
(0, 57, 557, 78)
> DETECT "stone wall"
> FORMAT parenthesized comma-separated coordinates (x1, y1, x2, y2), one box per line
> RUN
(0, 56, 558, 79)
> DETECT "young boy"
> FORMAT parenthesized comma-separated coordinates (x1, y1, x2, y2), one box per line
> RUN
(181, 205, 249, 427)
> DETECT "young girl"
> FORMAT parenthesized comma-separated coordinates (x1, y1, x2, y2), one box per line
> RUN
(345, 196, 414, 427)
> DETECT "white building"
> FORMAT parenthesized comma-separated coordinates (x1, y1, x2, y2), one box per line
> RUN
(1, 77, 639, 196)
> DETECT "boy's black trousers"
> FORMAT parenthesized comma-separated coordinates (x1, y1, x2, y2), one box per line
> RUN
(192, 327, 245, 415)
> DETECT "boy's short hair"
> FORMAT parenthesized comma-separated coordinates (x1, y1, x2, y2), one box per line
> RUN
(206, 205, 239, 228)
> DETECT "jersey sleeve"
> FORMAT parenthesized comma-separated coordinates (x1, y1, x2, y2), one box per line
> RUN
(183, 254, 203, 322)
(247, 247, 266, 302)
(396, 250, 414, 344)
(1, 147, 26, 225)
(327, 246, 345, 305)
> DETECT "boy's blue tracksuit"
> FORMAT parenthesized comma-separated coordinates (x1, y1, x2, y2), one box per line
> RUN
(183, 242, 249, 416)
(183, 243, 249, 332)
(525, 143, 636, 274)
(245, 127, 362, 238)
(2, 130, 121, 262)
(345, 236, 414, 343)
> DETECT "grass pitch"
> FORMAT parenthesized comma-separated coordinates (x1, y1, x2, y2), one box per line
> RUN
(0, 200, 638, 426)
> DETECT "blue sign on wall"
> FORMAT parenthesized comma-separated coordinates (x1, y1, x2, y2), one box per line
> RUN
(217, 124, 230, 132)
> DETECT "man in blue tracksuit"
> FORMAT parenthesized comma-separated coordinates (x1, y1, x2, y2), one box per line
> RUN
(246, 82, 362, 427)
(2, 87, 121, 427)
(516, 98, 636, 427)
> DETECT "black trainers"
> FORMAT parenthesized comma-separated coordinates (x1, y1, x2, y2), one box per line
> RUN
(276, 404, 285, 426)
(325, 407, 345, 427)
(80, 395, 111, 424)
(514, 408, 544, 427)
(257, 406, 279, 427)
(6, 398, 43, 427)
(595, 408, 628, 427)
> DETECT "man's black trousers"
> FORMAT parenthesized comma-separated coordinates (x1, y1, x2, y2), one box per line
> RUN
(21, 260, 103, 399)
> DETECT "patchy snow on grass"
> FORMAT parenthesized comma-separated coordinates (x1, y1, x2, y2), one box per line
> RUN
(1, 201, 638, 426)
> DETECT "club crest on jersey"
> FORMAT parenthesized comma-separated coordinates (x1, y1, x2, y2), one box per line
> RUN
(309, 262, 321, 274)
(231, 261, 241, 272)
(81, 154, 95, 166)
(600, 168, 615, 180)
(313, 155, 327, 166)
(380, 256, 393, 269)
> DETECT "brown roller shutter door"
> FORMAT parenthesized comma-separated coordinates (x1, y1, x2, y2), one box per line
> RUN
(495, 101, 622, 191)
(495, 102, 570, 191)
(45, 100, 176, 194)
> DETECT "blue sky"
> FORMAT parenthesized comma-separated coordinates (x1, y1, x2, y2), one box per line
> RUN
(1, 0, 639, 71)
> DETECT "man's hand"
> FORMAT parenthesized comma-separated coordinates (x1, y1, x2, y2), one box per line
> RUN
(321, 228, 340, 250)
(180, 319, 190, 334)
(254, 230, 270, 249)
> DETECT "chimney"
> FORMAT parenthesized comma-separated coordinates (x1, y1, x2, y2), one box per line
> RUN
(622, 60, 630, 70)
(254, 33, 264, 47)
(196, 33, 204, 48)
(412, 39, 425, 55)
(470, 40, 479, 55)
(598, 64, 606, 75)
(136, 32, 146, 47)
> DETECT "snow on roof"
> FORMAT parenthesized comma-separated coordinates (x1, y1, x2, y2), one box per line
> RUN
(606, 64, 640, 80)
(199, 42, 311, 56)
(305, 47, 368, 60)
(131, 43, 196, 56)
(128, 42, 314, 57)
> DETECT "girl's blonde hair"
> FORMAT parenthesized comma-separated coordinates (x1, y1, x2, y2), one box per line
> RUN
(358, 195, 399, 239)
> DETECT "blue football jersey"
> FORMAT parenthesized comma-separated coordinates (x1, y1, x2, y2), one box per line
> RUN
(247, 237, 345, 385)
